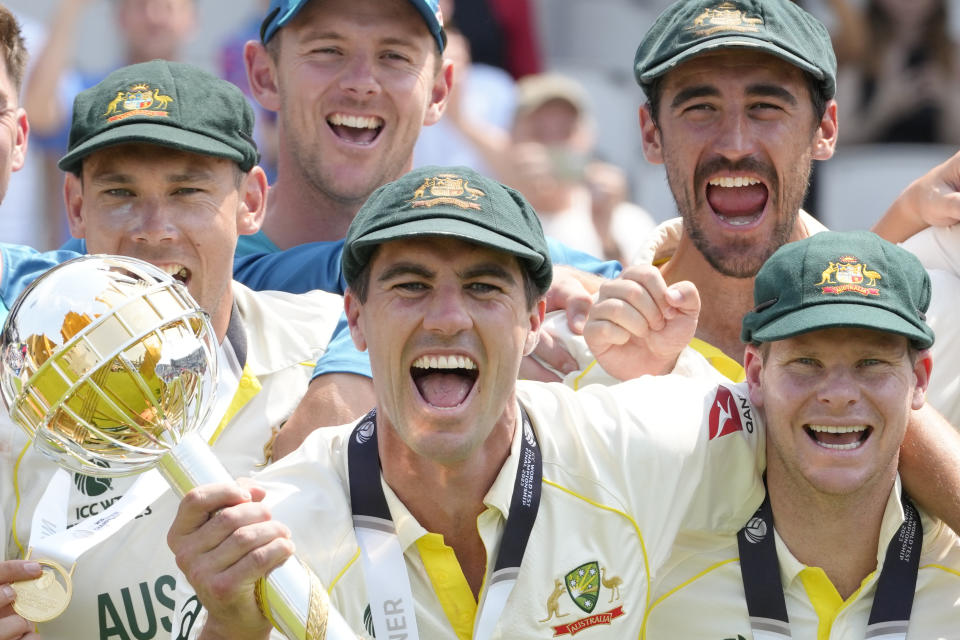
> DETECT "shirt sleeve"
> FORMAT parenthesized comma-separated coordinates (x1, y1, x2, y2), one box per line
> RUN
(232, 241, 348, 294)
(311, 315, 372, 379)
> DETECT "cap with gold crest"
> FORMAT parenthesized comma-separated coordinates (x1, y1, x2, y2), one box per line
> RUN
(343, 166, 552, 295)
(58, 59, 259, 174)
(634, 0, 836, 100)
(741, 231, 934, 349)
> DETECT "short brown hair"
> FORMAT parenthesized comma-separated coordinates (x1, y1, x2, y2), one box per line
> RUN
(0, 7, 27, 94)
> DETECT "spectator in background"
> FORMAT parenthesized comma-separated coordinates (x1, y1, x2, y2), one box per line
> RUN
(217, 0, 278, 181)
(457, 72, 655, 264)
(452, 0, 541, 79)
(832, 0, 960, 144)
(413, 12, 516, 174)
(19, 0, 196, 247)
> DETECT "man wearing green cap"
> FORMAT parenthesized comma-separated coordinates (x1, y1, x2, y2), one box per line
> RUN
(0, 59, 342, 640)
(167, 166, 769, 640)
(634, 231, 960, 637)
(561, 0, 960, 427)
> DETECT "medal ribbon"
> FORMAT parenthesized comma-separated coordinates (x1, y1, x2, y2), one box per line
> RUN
(737, 491, 921, 640)
(347, 406, 542, 640)
(28, 312, 245, 571)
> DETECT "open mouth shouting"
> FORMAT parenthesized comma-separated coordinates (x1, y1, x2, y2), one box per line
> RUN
(706, 175, 769, 228)
(328, 113, 384, 146)
(411, 354, 479, 409)
(805, 424, 872, 451)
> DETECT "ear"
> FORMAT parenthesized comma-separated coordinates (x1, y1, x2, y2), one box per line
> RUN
(639, 104, 664, 165)
(811, 99, 838, 162)
(522, 297, 547, 357)
(344, 287, 368, 352)
(236, 166, 268, 235)
(10, 108, 27, 172)
(910, 349, 933, 410)
(743, 343, 765, 408)
(63, 172, 86, 239)
(422, 58, 453, 127)
(245, 40, 281, 112)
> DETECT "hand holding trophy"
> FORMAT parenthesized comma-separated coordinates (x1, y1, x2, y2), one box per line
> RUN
(0, 255, 354, 639)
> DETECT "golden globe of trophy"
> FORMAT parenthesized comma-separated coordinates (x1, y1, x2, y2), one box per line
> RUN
(0, 255, 353, 639)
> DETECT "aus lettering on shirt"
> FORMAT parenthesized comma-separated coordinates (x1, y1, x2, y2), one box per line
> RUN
(96, 574, 177, 640)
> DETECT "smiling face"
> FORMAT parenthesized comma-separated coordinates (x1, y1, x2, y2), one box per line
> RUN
(253, 0, 450, 207)
(640, 50, 837, 278)
(345, 237, 544, 465)
(745, 327, 930, 498)
(0, 57, 27, 204)
(64, 144, 266, 338)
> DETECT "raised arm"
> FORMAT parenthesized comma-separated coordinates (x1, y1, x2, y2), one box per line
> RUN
(900, 403, 960, 535)
(873, 149, 960, 243)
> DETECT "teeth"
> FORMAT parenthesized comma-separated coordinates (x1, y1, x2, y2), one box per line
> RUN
(412, 355, 478, 370)
(158, 264, 189, 280)
(328, 113, 383, 129)
(708, 176, 761, 188)
(808, 425, 868, 434)
(816, 441, 862, 451)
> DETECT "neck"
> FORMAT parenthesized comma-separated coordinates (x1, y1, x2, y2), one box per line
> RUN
(377, 405, 518, 597)
(210, 291, 235, 345)
(659, 213, 817, 363)
(260, 166, 360, 250)
(661, 237, 756, 362)
(766, 465, 896, 600)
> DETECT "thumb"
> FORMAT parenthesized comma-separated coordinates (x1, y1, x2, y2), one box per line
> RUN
(665, 281, 701, 316)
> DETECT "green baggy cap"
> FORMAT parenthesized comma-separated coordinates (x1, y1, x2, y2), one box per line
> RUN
(59, 60, 259, 174)
(635, 0, 836, 100)
(343, 166, 552, 295)
(741, 231, 934, 349)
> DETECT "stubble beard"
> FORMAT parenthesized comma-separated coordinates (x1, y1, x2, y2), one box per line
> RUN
(666, 154, 813, 279)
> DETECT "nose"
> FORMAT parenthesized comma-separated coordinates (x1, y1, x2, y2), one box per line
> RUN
(816, 365, 860, 410)
(712, 111, 755, 162)
(422, 286, 472, 336)
(338, 53, 380, 98)
(132, 200, 179, 244)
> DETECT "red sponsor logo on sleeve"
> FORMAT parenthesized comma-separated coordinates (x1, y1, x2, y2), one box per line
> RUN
(708, 387, 743, 440)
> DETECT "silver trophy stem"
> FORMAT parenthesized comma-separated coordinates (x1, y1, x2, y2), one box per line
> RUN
(157, 433, 356, 639)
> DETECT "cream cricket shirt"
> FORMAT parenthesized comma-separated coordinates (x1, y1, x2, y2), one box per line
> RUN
(643, 478, 960, 639)
(0, 283, 342, 640)
(174, 376, 766, 639)
(901, 225, 960, 428)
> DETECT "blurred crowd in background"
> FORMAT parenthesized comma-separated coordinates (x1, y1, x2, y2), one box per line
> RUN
(4, 0, 960, 261)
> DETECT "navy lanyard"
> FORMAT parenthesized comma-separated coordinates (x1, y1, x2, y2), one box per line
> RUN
(346, 407, 542, 636)
(737, 491, 921, 639)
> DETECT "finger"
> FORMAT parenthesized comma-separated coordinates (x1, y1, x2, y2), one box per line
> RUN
(0, 608, 33, 640)
(170, 483, 253, 538)
(664, 281, 701, 316)
(198, 515, 292, 579)
(583, 316, 635, 352)
(613, 265, 676, 319)
(0, 561, 41, 586)
(595, 278, 668, 332)
(532, 328, 578, 375)
(202, 536, 295, 607)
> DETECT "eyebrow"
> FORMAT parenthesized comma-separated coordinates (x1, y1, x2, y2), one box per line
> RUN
(460, 263, 517, 285)
(377, 262, 435, 282)
(746, 83, 798, 106)
(89, 169, 216, 185)
(670, 85, 720, 109)
(670, 83, 799, 108)
(376, 261, 518, 285)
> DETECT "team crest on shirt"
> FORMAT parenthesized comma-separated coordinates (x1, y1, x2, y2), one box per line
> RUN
(408, 174, 486, 210)
(103, 83, 174, 122)
(539, 561, 626, 636)
(815, 255, 881, 296)
(688, 2, 763, 36)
